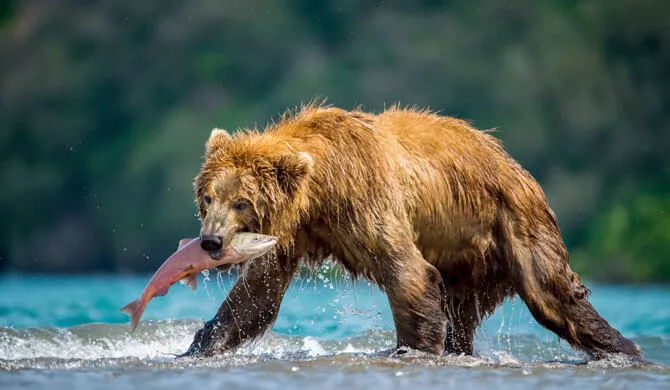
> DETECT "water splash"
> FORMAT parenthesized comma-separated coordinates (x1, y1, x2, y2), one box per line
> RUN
(2, 319, 665, 373)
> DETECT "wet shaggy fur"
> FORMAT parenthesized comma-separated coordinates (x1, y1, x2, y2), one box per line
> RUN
(184, 104, 641, 359)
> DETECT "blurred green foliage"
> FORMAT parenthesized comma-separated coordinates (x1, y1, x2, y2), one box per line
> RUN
(0, 0, 668, 281)
(573, 189, 670, 283)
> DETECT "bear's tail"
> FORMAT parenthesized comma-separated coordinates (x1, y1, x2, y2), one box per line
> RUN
(501, 210, 641, 359)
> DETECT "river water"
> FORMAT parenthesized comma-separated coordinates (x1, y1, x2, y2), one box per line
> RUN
(1, 273, 669, 389)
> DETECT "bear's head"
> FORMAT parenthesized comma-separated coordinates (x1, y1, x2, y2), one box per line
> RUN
(194, 128, 313, 255)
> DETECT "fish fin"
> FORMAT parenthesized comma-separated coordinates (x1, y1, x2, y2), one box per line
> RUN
(177, 238, 194, 251)
(183, 274, 198, 290)
(121, 299, 145, 332)
(155, 287, 169, 297)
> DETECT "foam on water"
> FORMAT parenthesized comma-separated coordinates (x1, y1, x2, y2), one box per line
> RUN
(0, 320, 395, 367)
(1, 320, 666, 373)
(0, 320, 199, 361)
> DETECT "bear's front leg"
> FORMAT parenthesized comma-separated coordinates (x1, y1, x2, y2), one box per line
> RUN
(377, 234, 448, 355)
(182, 253, 299, 356)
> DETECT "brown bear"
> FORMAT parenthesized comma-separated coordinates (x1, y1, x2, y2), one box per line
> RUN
(183, 103, 641, 359)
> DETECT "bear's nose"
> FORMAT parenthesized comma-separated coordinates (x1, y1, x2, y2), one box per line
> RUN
(200, 235, 223, 251)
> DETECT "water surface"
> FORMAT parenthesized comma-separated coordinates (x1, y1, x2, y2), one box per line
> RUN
(1, 273, 669, 389)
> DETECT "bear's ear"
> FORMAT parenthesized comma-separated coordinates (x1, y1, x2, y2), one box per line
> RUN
(206, 128, 232, 154)
(274, 152, 313, 195)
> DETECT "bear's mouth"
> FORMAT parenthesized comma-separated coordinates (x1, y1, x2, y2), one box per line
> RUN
(208, 250, 223, 261)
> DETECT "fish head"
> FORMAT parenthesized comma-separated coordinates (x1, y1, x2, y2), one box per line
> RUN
(229, 233, 279, 261)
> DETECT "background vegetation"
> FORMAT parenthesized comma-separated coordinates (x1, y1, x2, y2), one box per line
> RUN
(0, 0, 668, 282)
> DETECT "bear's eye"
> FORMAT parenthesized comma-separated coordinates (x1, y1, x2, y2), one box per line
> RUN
(231, 199, 250, 212)
(203, 195, 212, 205)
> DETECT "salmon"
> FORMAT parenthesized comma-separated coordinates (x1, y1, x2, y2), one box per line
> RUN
(121, 233, 278, 331)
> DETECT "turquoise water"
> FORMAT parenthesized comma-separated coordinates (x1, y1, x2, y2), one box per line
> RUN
(1, 272, 669, 389)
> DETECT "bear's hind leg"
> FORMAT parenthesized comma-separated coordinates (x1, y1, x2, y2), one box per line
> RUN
(509, 243, 641, 359)
(441, 287, 509, 355)
(442, 295, 477, 355)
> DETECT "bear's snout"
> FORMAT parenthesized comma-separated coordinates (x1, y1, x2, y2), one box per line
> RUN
(200, 235, 223, 251)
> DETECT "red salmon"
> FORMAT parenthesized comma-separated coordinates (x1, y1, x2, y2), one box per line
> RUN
(121, 234, 278, 331)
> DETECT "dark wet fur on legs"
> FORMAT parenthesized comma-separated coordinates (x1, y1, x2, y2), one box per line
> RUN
(183, 254, 298, 357)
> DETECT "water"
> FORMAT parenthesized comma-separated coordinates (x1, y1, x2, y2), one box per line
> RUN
(1, 272, 669, 389)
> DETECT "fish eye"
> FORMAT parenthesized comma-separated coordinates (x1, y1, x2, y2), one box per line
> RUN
(203, 195, 212, 205)
(231, 199, 250, 212)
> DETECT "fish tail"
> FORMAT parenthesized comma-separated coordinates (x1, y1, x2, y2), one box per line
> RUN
(121, 299, 145, 332)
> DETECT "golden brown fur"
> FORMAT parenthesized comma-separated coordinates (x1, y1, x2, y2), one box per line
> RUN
(184, 103, 641, 359)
